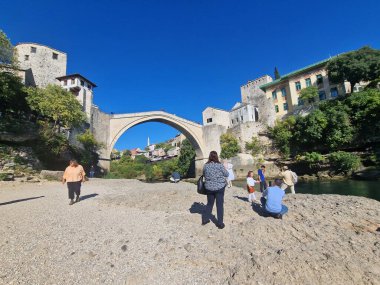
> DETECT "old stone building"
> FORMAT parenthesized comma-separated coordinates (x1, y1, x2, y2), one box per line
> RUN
(15, 43, 67, 87)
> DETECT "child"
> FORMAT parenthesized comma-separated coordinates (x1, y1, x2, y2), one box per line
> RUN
(246, 171, 257, 203)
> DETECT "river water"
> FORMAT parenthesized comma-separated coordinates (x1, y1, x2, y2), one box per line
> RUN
(232, 180, 380, 202)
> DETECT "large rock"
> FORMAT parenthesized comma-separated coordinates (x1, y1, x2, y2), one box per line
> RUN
(40, 170, 64, 181)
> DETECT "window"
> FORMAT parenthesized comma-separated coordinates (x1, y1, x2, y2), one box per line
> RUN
(24, 55, 29, 61)
(330, 87, 338, 98)
(52, 52, 58, 60)
(295, 81, 301, 91)
(88, 85, 92, 90)
(283, 103, 288, 111)
(241, 116, 243, 121)
(275, 105, 279, 113)
(80, 80, 85, 87)
(206, 118, 213, 123)
(298, 98, 304, 106)
(281, 87, 287, 97)
(319, 91, 326, 100)
(231, 120, 234, 124)
(272, 90, 277, 100)
(316, 74, 323, 85)
(31, 47, 37, 53)
(63, 80, 67, 86)
(305, 78, 311, 87)
(71, 78, 75, 85)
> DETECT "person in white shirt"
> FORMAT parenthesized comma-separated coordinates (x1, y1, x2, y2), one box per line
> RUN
(246, 171, 258, 203)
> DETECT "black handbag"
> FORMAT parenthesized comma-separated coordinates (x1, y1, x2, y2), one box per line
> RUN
(197, 175, 207, 195)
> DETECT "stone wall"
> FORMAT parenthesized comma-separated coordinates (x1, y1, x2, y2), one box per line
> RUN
(15, 43, 67, 88)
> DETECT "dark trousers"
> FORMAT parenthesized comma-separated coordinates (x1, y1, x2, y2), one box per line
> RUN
(67, 181, 81, 200)
(260, 197, 288, 216)
(203, 188, 225, 225)
(259, 181, 267, 192)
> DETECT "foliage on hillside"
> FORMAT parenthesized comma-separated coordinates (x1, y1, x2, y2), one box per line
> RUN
(269, 89, 380, 174)
(220, 133, 240, 159)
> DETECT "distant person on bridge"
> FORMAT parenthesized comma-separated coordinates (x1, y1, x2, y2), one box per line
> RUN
(202, 151, 229, 229)
(62, 159, 86, 205)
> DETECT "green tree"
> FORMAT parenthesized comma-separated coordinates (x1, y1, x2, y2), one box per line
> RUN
(293, 110, 327, 149)
(245, 136, 263, 156)
(177, 139, 195, 177)
(268, 116, 296, 157)
(27, 84, 86, 130)
(0, 72, 29, 114)
(296, 152, 325, 170)
(346, 89, 380, 143)
(327, 46, 380, 93)
(0, 30, 17, 66)
(299, 86, 318, 104)
(220, 133, 240, 159)
(76, 130, 102, 168)
(274, 67, 281, 79)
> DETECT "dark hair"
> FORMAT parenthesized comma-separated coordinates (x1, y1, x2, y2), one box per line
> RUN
(207, 151, 220, 163)
(247, 171, 253, 177)
(70, 159, 79, 167)
(261, 165, 265, 168)
(274, 178, 283, 186)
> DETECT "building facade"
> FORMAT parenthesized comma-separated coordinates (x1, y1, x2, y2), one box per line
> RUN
(15, 43, 67, 87)
(259, 59, 350, 118)
(241, 75, 273, 104)
(57, 74, 96, 119)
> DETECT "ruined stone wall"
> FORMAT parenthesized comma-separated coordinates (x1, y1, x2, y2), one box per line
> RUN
(90, 106, 111, 157)
(15, 43, 67, 87)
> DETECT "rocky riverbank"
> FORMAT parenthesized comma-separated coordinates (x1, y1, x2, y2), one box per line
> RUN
(0, 179, 379, 285)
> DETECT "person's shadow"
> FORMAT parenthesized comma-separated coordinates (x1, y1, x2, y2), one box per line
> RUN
(189, 202, 218, 225)
(80, 193, 98, 201)
(233, 196, 268, 217)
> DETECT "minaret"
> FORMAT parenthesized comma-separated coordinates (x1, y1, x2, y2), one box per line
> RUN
(147, 137, 150, 146)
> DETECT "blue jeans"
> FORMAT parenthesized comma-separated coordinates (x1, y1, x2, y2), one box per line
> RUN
(260, 197, 288, 216)
(203, 188, 225, 225)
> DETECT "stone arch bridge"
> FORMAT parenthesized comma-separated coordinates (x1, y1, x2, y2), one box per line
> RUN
(90, 109, 221, 175)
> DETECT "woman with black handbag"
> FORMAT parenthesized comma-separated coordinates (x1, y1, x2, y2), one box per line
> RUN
(202, 151, 229, 229)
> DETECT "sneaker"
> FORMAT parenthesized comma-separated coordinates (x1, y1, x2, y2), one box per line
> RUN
(69, 200, 74, 205)
(274, 214, 282, 219)
(75, 196, 80, 203)
(217, 223, 225, 229)
(201, 221, 210, 226)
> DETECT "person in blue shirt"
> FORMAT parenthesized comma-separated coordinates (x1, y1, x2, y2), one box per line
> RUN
(257, 165, 267, 192)
(260, 178, 288, 219)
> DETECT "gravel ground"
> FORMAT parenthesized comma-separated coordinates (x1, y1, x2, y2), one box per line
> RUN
(0, 179, 379, 285)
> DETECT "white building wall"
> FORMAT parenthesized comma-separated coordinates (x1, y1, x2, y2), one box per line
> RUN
(202, 107, 230, 128)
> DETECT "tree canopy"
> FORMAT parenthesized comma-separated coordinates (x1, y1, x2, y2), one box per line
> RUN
(327, 46, 380, 92)
(220, 133, 240, 159)
(26, 84, 86, 129)
(0, 30, 16, 66)
(274, 67, 281, 79)
(0, 71, 29, 114)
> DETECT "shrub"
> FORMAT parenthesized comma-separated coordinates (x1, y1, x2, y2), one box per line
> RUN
(328, 151, 360, 174)
(245, 136, 263, 156)
(296, 152, 324, 169)
(220, 133, 240, 159)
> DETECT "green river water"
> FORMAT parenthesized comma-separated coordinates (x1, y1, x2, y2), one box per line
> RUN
(232, 179, 380, 202)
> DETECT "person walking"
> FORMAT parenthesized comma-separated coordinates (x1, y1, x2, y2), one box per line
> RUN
(260, 178, 288, 219)
(257, 165, 267, 192)
(225, 160, 235, 188)
(279, 166, 296, 194)
(202, 151, 229, 229)
(62, 159, 86, 205)
(246, 171, 258, 203)
(89, 165, 95, 178)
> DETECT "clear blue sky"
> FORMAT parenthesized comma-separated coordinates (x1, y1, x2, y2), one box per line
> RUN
(2, 0, 380, 150)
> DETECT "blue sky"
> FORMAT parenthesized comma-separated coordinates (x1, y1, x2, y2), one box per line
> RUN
(2, 0, 380, 150)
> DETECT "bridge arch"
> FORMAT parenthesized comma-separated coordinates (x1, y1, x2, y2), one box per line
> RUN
(97, 111, 206, 175)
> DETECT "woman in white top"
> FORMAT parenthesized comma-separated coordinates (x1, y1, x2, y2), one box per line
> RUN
(225, 161, 235, 188)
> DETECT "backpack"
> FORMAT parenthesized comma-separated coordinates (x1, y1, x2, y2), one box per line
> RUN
(197, 175, 207, 195)
(291, 171, 298, 184)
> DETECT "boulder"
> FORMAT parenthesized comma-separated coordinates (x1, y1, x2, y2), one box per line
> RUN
(40, 170, 64, 181)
